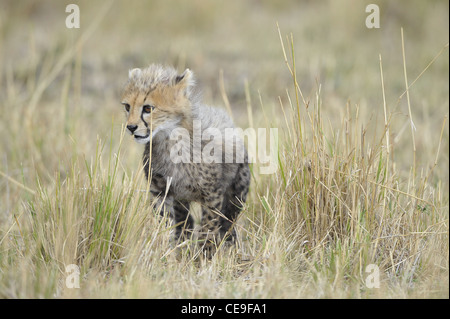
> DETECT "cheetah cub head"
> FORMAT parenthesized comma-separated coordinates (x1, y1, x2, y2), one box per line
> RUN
(121, 64, 195, 144)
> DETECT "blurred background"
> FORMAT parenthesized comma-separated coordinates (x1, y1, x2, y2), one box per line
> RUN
(0, 0, 448, 212)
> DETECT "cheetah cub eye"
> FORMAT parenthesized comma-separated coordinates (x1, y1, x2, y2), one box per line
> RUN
(122, 103, 130, 113)
(143, 105, 155, 113)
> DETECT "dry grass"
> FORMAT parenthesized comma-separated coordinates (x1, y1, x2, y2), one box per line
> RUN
(0, 0, 448, 298)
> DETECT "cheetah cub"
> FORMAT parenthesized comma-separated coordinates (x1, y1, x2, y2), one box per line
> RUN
(121, 64, 250, 257)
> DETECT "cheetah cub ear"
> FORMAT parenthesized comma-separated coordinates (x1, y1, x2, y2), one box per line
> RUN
(174, 68, 195, 97)
(128, 68, 142, 79)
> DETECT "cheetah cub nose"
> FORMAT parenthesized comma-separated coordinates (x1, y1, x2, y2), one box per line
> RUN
(127, 125, 138, 134)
